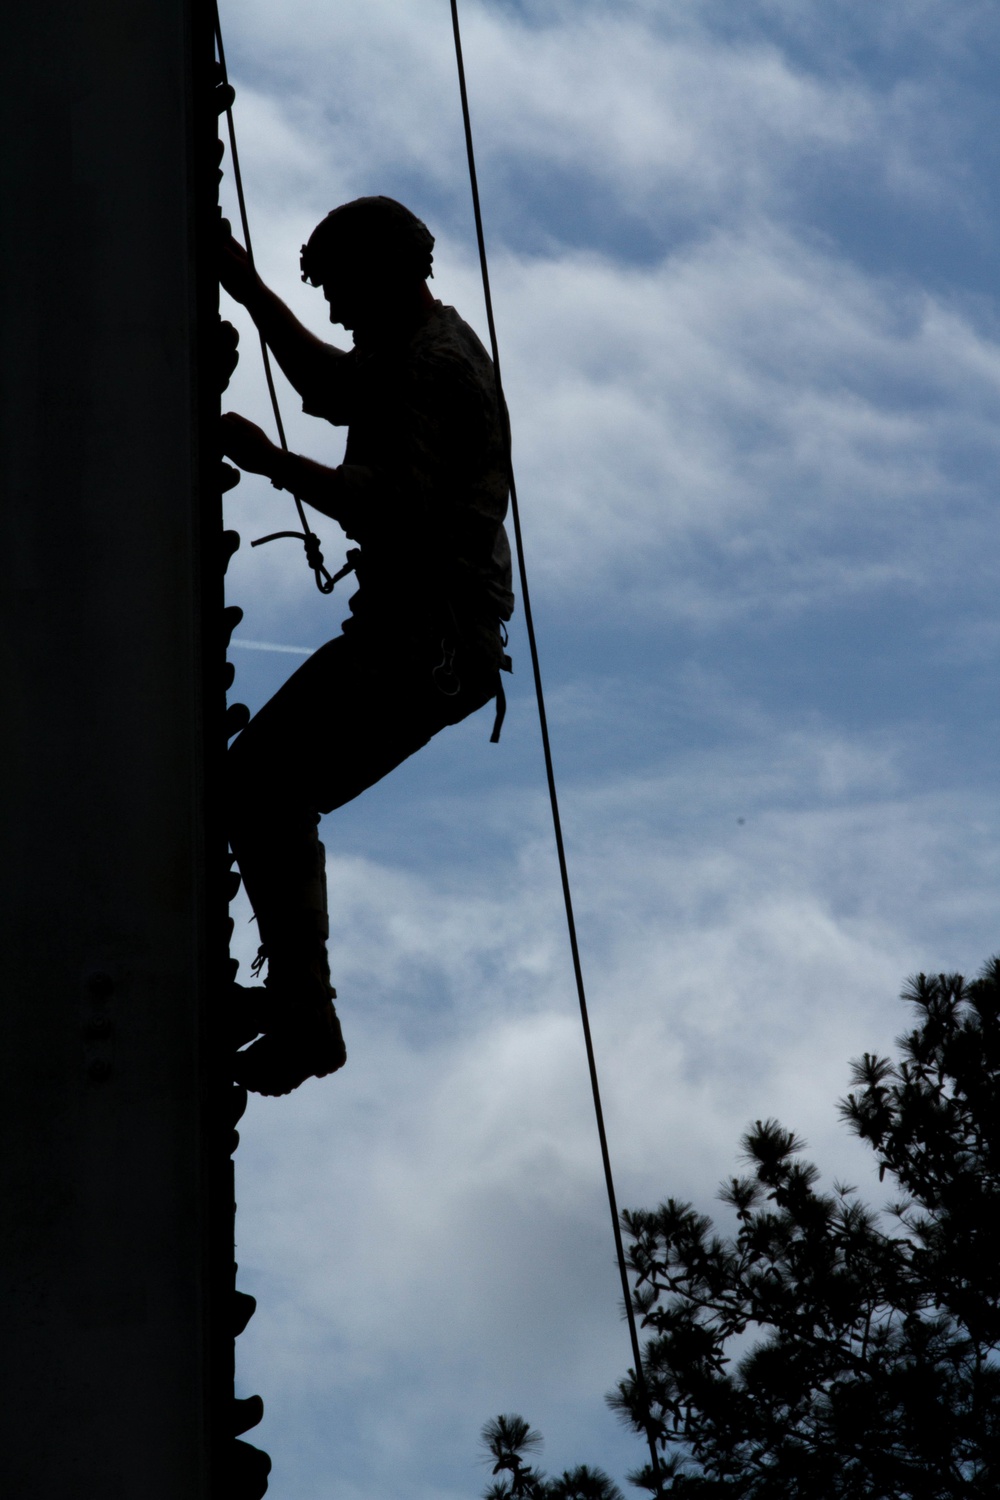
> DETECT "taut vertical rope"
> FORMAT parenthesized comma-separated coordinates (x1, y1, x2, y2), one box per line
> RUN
(448, 3, 664, 1491)
(213, 4, 336, 595)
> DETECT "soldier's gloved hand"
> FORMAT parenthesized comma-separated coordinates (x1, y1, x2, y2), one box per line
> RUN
(220, 225, 257, 306)
(221, 412, 278, 477)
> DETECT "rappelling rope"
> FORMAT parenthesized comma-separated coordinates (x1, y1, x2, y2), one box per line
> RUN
(213, 7, 337, 595)
(448, 3, 665, 1492)
(214, 1, 661, 1482)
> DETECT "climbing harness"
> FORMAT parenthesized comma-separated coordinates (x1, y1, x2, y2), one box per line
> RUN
(448, 3, 664, 1490)
(431, 640, 461, 697)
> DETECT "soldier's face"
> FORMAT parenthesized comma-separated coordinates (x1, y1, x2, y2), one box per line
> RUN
(322, 277, 360, 331)
(321, 254, 381, 332)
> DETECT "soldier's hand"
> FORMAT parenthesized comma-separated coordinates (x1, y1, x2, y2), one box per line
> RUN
(221, 412, 278, 476)
(220, 225, 257, 306)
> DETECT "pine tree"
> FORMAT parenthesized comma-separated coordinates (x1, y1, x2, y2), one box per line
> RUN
(480, 1413, 624, 1500)
(609, 960, 1000, 1497)
(481, 958, 1000, 1498)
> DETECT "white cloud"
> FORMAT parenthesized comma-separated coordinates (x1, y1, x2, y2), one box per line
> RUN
(230, 702, 999, 1496)
(213, 4, 1000, 1496)
(215, 0, 1000, 642)
(223, 221, 1000, 633)
(221, 0, 969, 232)
(478, 228, 1000, 618)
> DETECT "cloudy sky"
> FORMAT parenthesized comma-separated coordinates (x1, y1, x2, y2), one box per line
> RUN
(216, 2, 1000, 1495)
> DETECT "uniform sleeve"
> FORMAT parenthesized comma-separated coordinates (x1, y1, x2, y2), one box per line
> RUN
(300, 344, 357, 426)
(333, 348, 479, 545)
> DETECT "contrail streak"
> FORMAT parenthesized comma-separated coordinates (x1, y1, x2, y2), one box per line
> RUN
(229, 639, 315, 656)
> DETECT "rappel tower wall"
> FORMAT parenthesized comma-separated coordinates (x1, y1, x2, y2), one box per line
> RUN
(0, 1, 233, 1493)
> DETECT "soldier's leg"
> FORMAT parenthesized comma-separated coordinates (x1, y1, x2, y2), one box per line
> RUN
(228, 635, 444, 968)
(227, 630, 497, 1093)
(226, 641, 361, 1094)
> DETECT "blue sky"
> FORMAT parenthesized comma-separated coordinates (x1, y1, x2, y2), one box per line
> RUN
(217, 2, 1000, 1495)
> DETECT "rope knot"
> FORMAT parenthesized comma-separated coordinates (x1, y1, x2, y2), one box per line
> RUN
(303, 530, 325, 572)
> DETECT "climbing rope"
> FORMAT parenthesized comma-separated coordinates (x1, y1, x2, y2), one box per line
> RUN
(214, 1, 662, 1483)
(213, 6, 338, 595)
(448, 4, 665, 1492)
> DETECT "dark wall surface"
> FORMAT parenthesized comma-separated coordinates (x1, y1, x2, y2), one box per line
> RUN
(0, 2, 225, 1493)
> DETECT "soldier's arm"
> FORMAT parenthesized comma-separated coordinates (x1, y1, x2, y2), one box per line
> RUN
(220, 413, 355, 530)
(221, 233, 346, 402)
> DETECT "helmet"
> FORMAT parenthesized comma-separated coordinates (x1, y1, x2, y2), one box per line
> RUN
(300, 197, 435, 286)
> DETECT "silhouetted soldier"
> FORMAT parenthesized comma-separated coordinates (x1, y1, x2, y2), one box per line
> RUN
(221, 197, 513, 1096)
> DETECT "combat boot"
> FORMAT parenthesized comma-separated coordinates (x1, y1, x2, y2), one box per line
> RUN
(234, 957, 346, 1096)
(230, 832, 347, 1093)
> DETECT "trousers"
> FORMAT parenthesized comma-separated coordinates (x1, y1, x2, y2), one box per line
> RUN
(227, 624, 499, 976)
